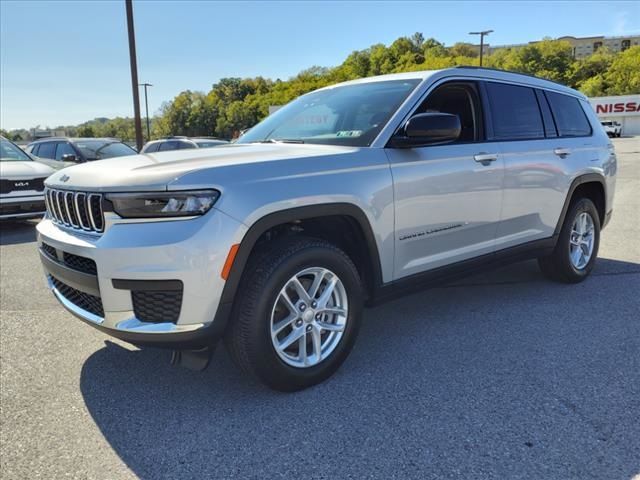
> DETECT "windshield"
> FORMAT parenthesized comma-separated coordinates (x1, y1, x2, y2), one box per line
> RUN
(74, 140, 136, 160)
(1, 138, 32, 162)
(237, 79, 421, 147)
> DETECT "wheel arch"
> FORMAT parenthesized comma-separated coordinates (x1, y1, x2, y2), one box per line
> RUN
(213, 203, 383, 330)
(554, 173, 607, 236)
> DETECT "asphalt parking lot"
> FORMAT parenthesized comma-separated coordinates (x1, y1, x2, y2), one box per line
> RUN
(1, 137, 639, 480)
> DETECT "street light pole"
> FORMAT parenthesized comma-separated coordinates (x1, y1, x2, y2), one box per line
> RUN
(469, 30, 494, 67)
(139, 83, 152, 142)
(125, 0, 143, 151)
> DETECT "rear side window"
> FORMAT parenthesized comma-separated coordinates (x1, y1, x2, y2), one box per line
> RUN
(485, 82, 544, 140)
(545, 92, 592, 137)
(143, 143, 160, 153)
(36, 142, 56, 159)
(157, 141, 179, 152)
(178, 141, 196, 150)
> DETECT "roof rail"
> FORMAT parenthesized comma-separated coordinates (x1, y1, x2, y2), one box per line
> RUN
(453, 66, 565, 87)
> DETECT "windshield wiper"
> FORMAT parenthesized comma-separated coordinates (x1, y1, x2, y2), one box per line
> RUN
(257, 138, 305, 144)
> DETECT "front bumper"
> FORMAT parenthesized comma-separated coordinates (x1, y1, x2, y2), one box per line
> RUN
(37, 209, 247, 348)
(0, 194, 46, 220)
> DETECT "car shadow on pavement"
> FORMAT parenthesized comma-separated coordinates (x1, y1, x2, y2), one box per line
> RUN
(79, 258, 640, 479)
(0, 220, 38, 245)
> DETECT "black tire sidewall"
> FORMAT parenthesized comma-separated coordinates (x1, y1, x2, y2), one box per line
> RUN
(246, 242, 363, 390)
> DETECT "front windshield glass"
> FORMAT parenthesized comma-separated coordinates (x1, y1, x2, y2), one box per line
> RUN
(237, 79, 421, 147)
(75, 140, 136, 160)
(0, 138, 32, 162)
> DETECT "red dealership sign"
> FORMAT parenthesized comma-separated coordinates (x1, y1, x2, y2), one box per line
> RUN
(590, 95, 640, 117)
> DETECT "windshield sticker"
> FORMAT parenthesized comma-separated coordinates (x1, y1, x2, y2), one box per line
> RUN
(336, 130, 363, 137)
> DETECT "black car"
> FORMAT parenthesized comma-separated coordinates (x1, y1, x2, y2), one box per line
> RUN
(141, 136, 228, 153)
(26, 137, 137, 165)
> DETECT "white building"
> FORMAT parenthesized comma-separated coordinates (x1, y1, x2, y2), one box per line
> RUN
(589, 94, 640, 136)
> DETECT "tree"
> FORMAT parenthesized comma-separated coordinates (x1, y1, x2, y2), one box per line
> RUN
(603, 46, 640, 95)
(449, 43, 478, 58)
(76, 124, 95, 137)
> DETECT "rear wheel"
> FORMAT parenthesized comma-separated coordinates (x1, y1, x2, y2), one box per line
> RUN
(538, 198, 600, 283)
(225, 237, 363, 391)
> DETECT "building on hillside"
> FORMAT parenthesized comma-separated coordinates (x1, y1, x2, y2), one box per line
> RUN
(30, 128, 66, 140)
(470, 34, 640, 59)
(589, 94, 640, 136)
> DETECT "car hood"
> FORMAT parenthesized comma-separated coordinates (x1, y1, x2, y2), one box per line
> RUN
(0, 160, 55, 180)
(44, 143, 358, 191)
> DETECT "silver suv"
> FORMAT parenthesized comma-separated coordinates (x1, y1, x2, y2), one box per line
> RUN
(37, 68, 617, 391)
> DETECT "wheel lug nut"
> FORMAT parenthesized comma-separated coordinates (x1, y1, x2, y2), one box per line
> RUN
(296, 319, 303, 327)
(299, 303, 306, 311)
(315, 313, 321, 320)
(306, 325, 312, 332)
(311, 301, 317, 308)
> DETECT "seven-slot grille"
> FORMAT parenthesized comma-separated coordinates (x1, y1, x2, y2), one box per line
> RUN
(45, 188, 104, 233)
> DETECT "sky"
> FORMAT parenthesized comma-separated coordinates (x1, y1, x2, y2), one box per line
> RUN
(1, 0, 639, 130)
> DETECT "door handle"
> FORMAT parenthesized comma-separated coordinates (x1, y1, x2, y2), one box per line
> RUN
(474, 153, 498, 164)
(554, 148, 571, 157)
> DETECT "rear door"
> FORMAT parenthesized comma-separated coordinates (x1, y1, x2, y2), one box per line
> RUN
(387, 80, 505, 279)
(489, 83, 595, 249)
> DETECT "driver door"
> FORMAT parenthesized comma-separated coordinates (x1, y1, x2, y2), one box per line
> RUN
(386, 81, 504, 279)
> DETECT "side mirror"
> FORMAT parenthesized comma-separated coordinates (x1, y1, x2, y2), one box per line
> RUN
(61, 153, 80, 163)
(389, 112, 461, 148)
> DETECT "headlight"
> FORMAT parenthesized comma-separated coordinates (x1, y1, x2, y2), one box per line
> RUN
(105, 190, 219, 218)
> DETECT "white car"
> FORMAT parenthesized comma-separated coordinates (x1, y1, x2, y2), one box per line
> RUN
(1, 136, 55, 220)
(601, 121, 622, 137)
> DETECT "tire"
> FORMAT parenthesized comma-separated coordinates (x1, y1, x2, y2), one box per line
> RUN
(225, 236, 363, 391)
(538, 198, 600, 283)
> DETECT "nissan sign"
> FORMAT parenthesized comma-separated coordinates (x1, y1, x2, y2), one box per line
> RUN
(589, 95, 640, 118)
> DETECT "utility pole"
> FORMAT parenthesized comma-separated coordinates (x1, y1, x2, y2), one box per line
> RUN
(469, 30, 493, 67)
(126, 0, 143, 151)
(139, 83, 152, 142)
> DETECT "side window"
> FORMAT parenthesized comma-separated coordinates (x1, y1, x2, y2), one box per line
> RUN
(485, 82, 544, 140)
(157, 141, 179, 152)
(534, 90, 558, 138)
(36, 142, 56, 159)
(415, 82, 482, 142)
(178, 141, 197, 150)
(27, 144, 37, 155)
(545, 91, 592, 137)
(143, 143, 159, 153)
(55, 142, 76, 160)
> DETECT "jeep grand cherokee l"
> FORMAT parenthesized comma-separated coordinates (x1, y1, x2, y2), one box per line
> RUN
(37, 67, 616, 391)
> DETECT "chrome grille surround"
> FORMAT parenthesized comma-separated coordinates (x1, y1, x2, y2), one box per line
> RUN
(45, 188, 104, 233)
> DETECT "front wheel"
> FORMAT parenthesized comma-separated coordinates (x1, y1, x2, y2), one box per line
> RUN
(538, 198, 600, 283)
(225, 237, 363, 391)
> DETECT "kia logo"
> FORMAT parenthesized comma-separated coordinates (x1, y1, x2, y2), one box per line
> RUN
(14, 181, 29, 187)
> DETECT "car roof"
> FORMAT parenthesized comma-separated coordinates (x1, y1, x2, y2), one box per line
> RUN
(29, 137, 121, 144)
(321, 67, 585, 100)
(145, 137, 227, 144)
